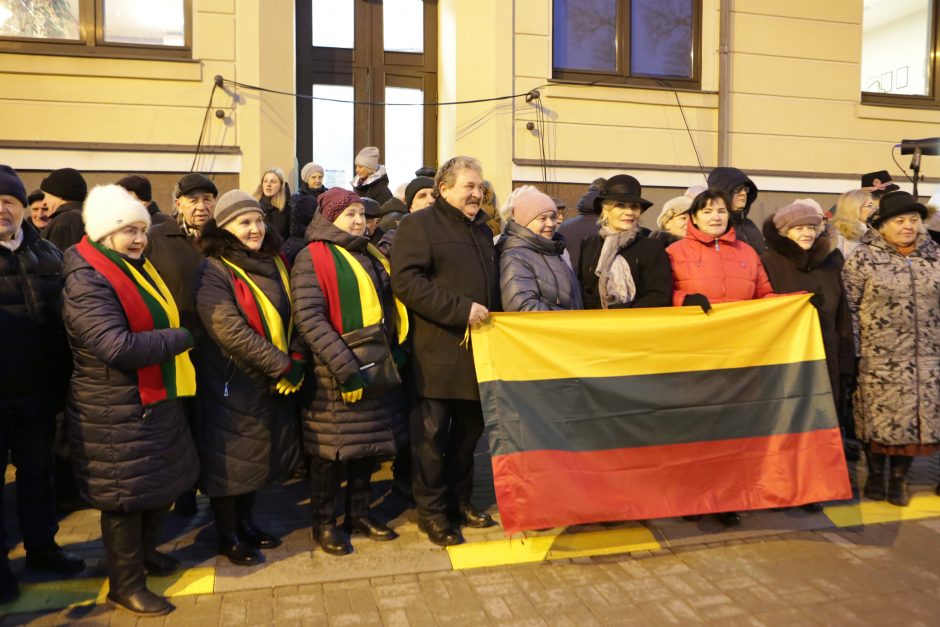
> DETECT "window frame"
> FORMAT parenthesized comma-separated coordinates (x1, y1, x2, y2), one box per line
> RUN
(551, 0, 703, 90)
(860, 0, 940, 109)
(0, 0, 193, 61)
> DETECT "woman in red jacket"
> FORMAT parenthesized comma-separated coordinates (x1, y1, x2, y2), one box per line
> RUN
(666, 189, 779, 527)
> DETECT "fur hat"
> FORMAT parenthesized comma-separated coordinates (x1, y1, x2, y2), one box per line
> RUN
(405, 176, 434, 210)
(116, 174, 153, 202)
(512, 189, 557, 227)
(355, 146, 380, 171)
(772, 200, 823, 234)
(870, 190, 928, 228)
(213, 190, 263, 228)
(318, 187, 362, 222)
(300, 162, 324, 183)
(0, 165, 27, 207)
(83, 184, 151, 242)
(657, 196, 693, 229)
(41, 167, 87, 202)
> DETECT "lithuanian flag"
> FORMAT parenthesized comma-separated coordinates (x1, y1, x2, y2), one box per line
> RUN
(471, 294, 851, 534)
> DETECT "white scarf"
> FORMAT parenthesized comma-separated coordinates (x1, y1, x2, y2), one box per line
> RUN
(0, 228, 23, 252)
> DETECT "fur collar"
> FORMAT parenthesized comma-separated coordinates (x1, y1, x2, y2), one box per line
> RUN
(762, 216, 833, 270)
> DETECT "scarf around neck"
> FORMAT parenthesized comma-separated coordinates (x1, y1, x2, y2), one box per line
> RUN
(221, 254, 293, 352)
(596, 225, 639, 308)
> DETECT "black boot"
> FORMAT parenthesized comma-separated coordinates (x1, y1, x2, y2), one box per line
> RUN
(313, 524, 352, 556)
(235, 492, 281, 549)
(211, 497, 262, 566)
(100, 510, 171, 616)
(172, 489, 197, 517)
(863, 444, 887, 501)
(887, 455, 913, 507)
(141, 507, 179, 577)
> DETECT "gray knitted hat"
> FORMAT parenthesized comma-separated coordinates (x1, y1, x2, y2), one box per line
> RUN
(213, 189, 263, 227)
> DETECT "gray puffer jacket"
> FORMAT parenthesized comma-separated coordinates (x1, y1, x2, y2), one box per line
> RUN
(842, 228, 940, 446)
(61, 246, 199, 511)
(291, 214, 407, 461)
(498, 221, 583, 312)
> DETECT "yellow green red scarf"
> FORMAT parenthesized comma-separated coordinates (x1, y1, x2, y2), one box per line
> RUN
(75, 236, 197, 406)
(221, 255, 293, 352)
(307, 241, 408, 343)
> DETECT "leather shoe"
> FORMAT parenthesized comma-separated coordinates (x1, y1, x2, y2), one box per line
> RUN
(24, 544, 85, 575)
(418, 519, 462, 546)
(106, 588, 172, 616)
(0, 562, 19, 605)
(217, 533, 262, 566)
(237, 520, 282, 549)
(314, 525, 352, 556)
(716, 512, 741, 527)
(345, 516, 399, 541)
(144, 550, 181, 577)
(456, 504, 495, 528)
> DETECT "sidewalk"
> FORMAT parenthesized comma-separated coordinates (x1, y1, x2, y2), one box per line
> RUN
(2, 451, 939, 625)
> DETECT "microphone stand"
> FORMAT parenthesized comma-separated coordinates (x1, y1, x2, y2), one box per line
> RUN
(910, 146, 922, 199)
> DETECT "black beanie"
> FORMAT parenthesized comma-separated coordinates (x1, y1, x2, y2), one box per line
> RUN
(41, 167, 87, 202)
(27, 189, 44, 205)
(405, 176, 434, 210)
(0, 164, 28, 207)
(116, 174, 153, 202)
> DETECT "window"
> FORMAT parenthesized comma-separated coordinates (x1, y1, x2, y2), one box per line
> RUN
(552, 0, 701, 89)
(861, 0, 940, 108)
(0, 0, 191, 60)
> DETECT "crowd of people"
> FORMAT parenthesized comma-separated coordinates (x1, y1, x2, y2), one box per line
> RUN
(0, 145, 938, 616)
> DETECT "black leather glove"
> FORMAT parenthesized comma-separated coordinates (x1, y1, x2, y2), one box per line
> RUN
(682, 293, 712, 314)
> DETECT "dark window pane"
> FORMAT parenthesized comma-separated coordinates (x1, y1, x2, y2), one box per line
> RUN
(553, 0, 618, 72)
(630, 0, 693, 78)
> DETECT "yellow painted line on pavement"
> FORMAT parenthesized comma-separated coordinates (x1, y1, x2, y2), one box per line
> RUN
(447, 526, 661, 570)
(824, 493, 940, 527)
(0, 567, 215, 614)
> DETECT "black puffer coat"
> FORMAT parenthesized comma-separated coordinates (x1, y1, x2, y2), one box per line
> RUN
(761, 220, 854, 405)
(41, 201, 85, 252)
(193, 222, 302, 497)
(707, 167, 766, 255)
(291, 214, 407, 461)
(61, 246, 199, 511)
(498, 221, 583, 311)
(353, 167, 393, 205)
(0, 222, 70, 417)
(578, 228, 673, 309)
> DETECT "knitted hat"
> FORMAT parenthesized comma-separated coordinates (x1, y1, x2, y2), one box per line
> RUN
(869, 190, 928, 228)
(361, 196, 380, 218)
(0, 164, 28, 207)
(175, 173, 218, 198)
(772, 200, 823, 234)
(318, 187, 362, 222)
(213, 190, 263, 228)
(355, 146, 380, 171)
(27, 189, 44, 206)
(656, 196, 693, 229)
(405, 176, 434, 209)
(512, 189, 557, 227)
(41, 167, 87, 202)
(83, 184, 151, 242)
(116, 174, 153, 202)
(300, 162, 324, 182)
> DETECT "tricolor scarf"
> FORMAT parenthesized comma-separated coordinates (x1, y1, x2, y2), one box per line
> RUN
(221, 254, 293, 351)
(307, 241, 408, 343)
(75, 236, 197, 406)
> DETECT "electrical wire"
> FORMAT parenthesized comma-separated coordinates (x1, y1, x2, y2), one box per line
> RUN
(191, 82, 219, 172)
(891, 144, 916, 185)
(657, 79, 707, 183)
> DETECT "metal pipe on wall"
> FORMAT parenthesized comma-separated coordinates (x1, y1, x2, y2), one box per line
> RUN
(717, 0, 733, 167)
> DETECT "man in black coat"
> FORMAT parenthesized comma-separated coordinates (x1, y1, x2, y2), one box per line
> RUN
(391, 156, 500, 546)
(707, 167, 766, 255)
(116, 174, 173, 227)
(39, 167, 88, 252)
(0, 165, 85, 603)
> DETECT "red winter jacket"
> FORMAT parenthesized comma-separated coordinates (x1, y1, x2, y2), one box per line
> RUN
(666, 222, 777, 306)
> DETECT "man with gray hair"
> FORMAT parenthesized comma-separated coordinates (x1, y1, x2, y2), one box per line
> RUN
(391, 156, 500, 545)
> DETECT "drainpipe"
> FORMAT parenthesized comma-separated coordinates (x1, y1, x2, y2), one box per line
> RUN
(717, 0, 733, 167)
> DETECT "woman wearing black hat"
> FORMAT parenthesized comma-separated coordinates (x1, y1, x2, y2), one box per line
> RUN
(577, 174, 672, 309)
(842, 190, 940, 506)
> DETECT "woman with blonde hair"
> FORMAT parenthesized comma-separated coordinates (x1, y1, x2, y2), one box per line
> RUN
(830, 189, 874, 258)
(253, 167, 293, 241)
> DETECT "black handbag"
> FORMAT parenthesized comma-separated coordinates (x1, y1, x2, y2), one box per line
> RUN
(341, 323, 401, 398)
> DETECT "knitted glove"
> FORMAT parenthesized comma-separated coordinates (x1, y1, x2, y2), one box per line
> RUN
(341, 373, 366, 405)
(682, 293, 712, 314)
(275, 375, 304, 395)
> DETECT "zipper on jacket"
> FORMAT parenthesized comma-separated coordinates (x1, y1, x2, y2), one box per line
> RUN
(713, 239, 720, 251)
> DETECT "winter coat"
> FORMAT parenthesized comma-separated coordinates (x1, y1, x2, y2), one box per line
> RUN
(260, 193, 292, 242)
(760, 219, 854, 404)
(283, 190, 321, 263)
(498, 220, 583, 312)
(290, 182, 327, 207)
(291, 214, 407, 460)
(842, 229, 940, 446)
(193, 223, 302, 496)
(147, 201, 174, 227)
(145, 220, 205, 340)
(707, 167, 766, 255)
(557, 213, 599, 274)
(0, 222, 70, 417)
(378, 198, 407, 233)
(61, 247, 199, 511)
(578, 228, 673, 310)
(353, 166, 393, 205)
(650, 229, 682, 247)
(391, 198, 500, 401)
(667, 222, 776, 305)
(41, 200, 85, 253)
